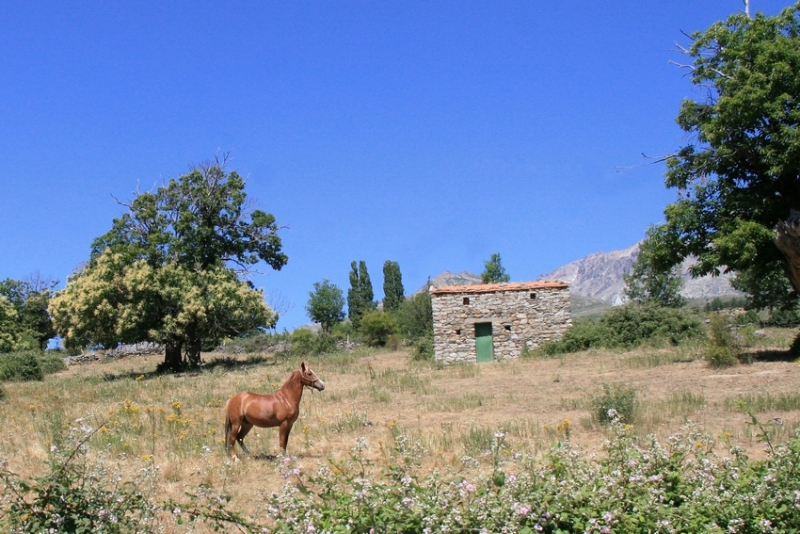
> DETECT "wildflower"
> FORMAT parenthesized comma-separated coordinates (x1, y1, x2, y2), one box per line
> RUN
(603, 511, 614, 522)
(173, 507, 181, 515)
(494, 431, 505, 439)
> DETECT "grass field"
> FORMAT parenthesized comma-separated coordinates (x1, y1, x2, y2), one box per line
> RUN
(1, 326, 799, 531)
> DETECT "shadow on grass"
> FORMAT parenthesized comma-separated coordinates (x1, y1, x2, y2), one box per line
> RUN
(749, 348, 796, 363)
(100, 353, 281, 382)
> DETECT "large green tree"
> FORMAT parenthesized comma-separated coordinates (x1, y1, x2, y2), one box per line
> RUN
(0, 275, 57, 350)
(382, 260, 404, 312)
(647, 4, 800, 315)
(50, 157, 287, 370)
(481, 253, 510, 284)
(347, 260, 375, 329)
(305, 279, 345, 333)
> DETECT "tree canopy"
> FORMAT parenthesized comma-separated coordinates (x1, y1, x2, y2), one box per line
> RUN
(306, 279, 345, 333)
(623, 233, 686, 308)
(382, 260, 404, 312)
(0, 275, 57, 351)
(347, 260, 375, 329)
(481, 253, 510, 284)
(647, 4, 800, 312)
(50, 157, 286, 369)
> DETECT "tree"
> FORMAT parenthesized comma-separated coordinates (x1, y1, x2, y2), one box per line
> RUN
(481, 253, 510, 283)
(0, 275, 58, 350)
(305, 279, 345, 333)
(382, 260, 404, 312)
(648, 5, 800, 317)
(347, 260, 375, 329)
(0, 296, 19, 353)
(623, 232, 686, 308)
(50, 156, 286, 370)
(397, 290, 433, 341)
(359, 310, 398, 347)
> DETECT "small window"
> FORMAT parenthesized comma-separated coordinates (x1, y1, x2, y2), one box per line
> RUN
(456, 329, 462, 335)
(530, 293, 537, 299)
(504, 325, 511, 332)
(463, 297, 470, 305)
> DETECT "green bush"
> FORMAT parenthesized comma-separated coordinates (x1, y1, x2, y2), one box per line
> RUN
(0, 350, 44, 381)
(704, 314, 745, 368)
(38, 351, 68, 374)
(591, 383, 637, 424)
(220, 329, 291, 354)
(411, 333, 434, 361)
(767, 308, 800, 327)
(734, 309, 761, 325)
(542, 304, 702, 354)
(359, 310, 398, 347)
(289, 329, 317, 357)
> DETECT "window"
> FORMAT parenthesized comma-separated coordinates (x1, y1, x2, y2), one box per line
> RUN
(530, 293, 537, 299)
(463, 297, 470, 305)
(504, 325, 511, 332)
(456, 329, 462, 335)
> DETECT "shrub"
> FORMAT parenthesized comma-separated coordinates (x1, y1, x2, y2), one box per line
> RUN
(38, 352, 68, 375)
(734, 309, 761, 325)
(359, 310, 398, 347)
(411, 333, 434, 361)
(767, 308, 800, 327)
(541, 304, 702, 354)
(0, 350, 43, 381)
(704, 314, 744, 368)
(289, 329, 317, 357)
(591, 383, 637, 424)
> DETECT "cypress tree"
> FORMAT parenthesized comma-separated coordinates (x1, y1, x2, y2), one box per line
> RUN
(382, 260, 404, 312)
(347, 260, 375, 329)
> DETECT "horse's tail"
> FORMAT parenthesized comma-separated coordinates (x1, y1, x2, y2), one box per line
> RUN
(224, 402, 232, 454)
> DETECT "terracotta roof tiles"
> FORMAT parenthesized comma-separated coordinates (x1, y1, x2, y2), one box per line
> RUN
(429, 280, 568, 295)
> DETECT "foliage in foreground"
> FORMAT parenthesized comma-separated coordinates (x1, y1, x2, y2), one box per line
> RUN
(3, 417, 800, 533)
(267, 419, 800, 533)
(540, 304, 702, 355)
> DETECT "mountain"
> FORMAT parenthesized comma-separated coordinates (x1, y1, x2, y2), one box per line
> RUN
(420, 244, 741, 312)
(537, 243, 741, 305)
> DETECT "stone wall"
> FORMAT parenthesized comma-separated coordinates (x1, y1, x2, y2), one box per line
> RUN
(431, 282, 571, 364)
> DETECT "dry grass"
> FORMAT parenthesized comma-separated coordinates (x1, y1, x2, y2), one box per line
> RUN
(2, 327, 799, 524)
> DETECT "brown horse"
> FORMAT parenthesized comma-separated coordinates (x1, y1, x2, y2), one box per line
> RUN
(224, 362, 325, 459)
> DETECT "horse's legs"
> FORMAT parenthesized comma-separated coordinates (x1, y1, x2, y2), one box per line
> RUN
(236, 423, 254, 456)
(227, 419, 242, 459)
(279, 421, 294, 455)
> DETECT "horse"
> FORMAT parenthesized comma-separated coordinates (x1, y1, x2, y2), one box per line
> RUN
(224, 362, 325, 460)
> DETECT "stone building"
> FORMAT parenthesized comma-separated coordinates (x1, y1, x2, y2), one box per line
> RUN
(430, 281, 571, 364)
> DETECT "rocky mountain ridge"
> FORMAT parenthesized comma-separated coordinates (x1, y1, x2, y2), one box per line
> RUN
(422, 243, 740, 306)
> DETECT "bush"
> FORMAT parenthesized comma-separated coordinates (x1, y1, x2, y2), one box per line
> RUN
(591, 383, 637, 424)
(0, 350, 44, 381)
(704, 314, 745, 368)
(767, 308, 800, 327)
(541, 304, 702, 354)
(38, 352, 67, 374)
(359, 310, 398, 347)
(289, 329, 317, 357)
(411, 333, 434, 361)
(219, 329, 291, 354)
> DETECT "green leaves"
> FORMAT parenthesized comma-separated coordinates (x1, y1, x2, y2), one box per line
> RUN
(51, 158, 284, 368)
(660, 3, 800, 310)
(481, 253, 510, 284)
(306, 279, 345, 333)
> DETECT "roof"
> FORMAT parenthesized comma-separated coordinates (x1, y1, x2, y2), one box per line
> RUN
(429, 280, 568, 295)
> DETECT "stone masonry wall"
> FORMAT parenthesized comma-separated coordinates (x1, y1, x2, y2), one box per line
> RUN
(431, 284, 571, 364)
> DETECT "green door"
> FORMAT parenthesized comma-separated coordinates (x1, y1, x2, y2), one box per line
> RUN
(475, 322, 494, 362)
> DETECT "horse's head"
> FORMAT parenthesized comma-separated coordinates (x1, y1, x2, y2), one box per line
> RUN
(300, 362, 325, 391)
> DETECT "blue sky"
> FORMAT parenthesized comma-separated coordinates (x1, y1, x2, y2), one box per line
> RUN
(0, 1, 792, 331)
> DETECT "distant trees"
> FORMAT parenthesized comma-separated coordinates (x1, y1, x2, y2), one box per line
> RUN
(347, 260, 375, 329)
(306, 280, 345, 333)
(50, 156, 286, 370)
(481, 253, 510, 283)
(0, 275, 57, 351)
(623, 232, 686, 308)
(382, 261, 404, 312)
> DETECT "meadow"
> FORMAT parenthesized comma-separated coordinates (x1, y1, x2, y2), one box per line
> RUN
(2, 326, 800, 532)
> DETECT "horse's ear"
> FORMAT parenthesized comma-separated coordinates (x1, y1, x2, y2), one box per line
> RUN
(301, 361, 307, 372)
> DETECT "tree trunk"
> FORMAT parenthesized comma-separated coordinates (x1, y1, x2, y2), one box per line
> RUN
(775, 210, 800, 293)
(185, 338, 202, 368)
(163, 341, 184, 371)
(775, 210, 800, 356)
